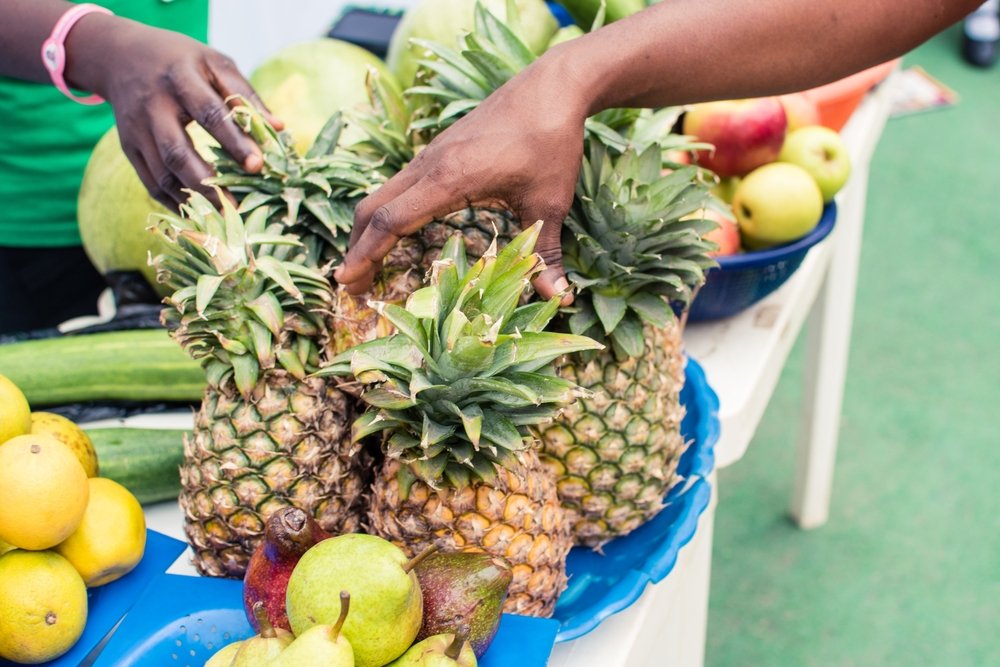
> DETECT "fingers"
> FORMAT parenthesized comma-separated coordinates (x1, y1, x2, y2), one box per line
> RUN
(172, 71, 264, 174)
(522, 200, 573, 305)
(335, 176, 460, 294)
(349, 166, 425, 248)
(206, 54, 285, 132)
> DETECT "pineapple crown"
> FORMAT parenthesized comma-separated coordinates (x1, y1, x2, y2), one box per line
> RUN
(320, 223, 602, 489)
(347, 68, 415, 175)
(406, 1, 635, 145)
(208, 103, 386, 265)
(150, 191, 335, 398)
(563, 138, 718, 358)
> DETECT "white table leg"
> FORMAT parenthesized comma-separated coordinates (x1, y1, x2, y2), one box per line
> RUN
(790, 74, 895, 529)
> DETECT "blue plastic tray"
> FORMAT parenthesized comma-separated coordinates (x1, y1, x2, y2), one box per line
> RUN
(0, 530, 187, 667)
(93, 573, 559, 667)
(689, 203, 837, 321)
(552, 357, 719, 641)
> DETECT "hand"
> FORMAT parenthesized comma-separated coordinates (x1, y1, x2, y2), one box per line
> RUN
(334, 60, 588, 303)
(70, 19, 281, 209)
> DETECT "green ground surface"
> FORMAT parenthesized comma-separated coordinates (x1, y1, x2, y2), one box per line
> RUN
(706, 26, 1000, 667)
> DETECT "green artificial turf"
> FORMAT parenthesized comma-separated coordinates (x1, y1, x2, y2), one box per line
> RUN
(706, 25, 1000, 667)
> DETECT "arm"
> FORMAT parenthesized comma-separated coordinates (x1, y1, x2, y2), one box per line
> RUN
(336, 0, 979, 300)
(0, 0, 280, 209)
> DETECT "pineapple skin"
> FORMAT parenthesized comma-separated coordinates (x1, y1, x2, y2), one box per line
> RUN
(179, 372, 369, 578)
(539, 321, 688, 549)
(367, 451, 572, 618)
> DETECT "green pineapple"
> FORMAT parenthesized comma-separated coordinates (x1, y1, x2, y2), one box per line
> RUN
(538, 139, 718, 547)
(393, 2, 721, 547)
(320, 224, 601, 616)
(151, 192, 369, 577)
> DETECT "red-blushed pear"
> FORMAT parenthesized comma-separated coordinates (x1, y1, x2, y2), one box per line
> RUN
(778, 126, 852, 202)
(683, 207, 741, 257)
(732, 163, 824, 250)
(243, 507, 331, 633)
(702, 208, 742, 257)
(682, 97, 788, 177)
(778, 93, 822, 132)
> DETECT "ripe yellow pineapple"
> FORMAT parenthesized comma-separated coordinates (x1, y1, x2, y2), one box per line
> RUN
(320, 225, 601, 615)
(151, 193, 369, 577)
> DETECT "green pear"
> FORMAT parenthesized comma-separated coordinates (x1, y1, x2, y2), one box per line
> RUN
(271, 591, 354, 666)
(286, 534, 432, 667)
(387, 631, 477, 667)
(231, 602, 293, 666)
(204, 640, 242, 666)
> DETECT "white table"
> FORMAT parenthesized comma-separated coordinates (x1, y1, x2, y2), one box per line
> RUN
(93, 63, 898, 667)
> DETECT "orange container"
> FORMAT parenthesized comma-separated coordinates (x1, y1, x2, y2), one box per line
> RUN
(801, 59, 901, 130)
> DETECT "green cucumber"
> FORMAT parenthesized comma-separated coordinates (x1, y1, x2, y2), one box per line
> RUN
(0, 329, 205, 406)
(87, 428, 186, 505)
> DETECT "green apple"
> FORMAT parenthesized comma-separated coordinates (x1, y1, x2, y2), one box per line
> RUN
(778, 126, 851, 202)
(732, 163, 824, 250)
(711, 176, 741, 204)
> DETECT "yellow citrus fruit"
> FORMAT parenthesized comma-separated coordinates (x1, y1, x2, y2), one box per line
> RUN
(0, 435, 89, 550)
(56, 478, 146, 587)
(0, 537, 14, 556)
(30, 412, 99, 477)
(0, 549, 88, 664)
(0, 374, 32, 445)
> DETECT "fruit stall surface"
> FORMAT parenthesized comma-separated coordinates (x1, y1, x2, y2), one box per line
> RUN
(0, 0, 924, 664)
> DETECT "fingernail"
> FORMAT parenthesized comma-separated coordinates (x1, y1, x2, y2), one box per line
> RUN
(244, 153, 263, 172)
(554, 277, 570, 292)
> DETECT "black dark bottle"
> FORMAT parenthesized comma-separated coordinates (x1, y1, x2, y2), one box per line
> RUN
(963, 0, 999, 68)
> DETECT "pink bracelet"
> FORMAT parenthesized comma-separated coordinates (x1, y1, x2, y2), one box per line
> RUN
(41, 3, 114, 105)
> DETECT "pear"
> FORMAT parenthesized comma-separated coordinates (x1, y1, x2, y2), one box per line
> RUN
(271, 591, 354, 666)
(204, 640, 242, 666)
(286, 534, 433, 667)
(231, 601, 293, 666)
(386, 630, 477, 667)
(414, 552, 511, 658)
(244, 507, 330, 632)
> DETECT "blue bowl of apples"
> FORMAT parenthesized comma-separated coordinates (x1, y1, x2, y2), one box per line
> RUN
(688, 201, 837, 322)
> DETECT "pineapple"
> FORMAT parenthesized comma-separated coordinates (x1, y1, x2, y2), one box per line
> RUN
(538, 139, 718, 548)
(151, 192, 369, 577)
(319, 224, 602, 616)
(208, 105, 382, 266)
(387, 1, 721, 548)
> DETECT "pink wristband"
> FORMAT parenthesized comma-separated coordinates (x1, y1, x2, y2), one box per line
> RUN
(41, 3, 114, 105)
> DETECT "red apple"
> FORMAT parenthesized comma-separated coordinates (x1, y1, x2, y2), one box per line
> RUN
(682, 98, 788, 177)
(778, 92, 821, 132)
(701, 208, 741, 257)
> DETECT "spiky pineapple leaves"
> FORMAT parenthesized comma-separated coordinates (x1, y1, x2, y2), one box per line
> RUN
(563, 138, 718, 358)
(319, 223, 601, 489)
(151, 190, 334, 398)
(207, 103, 385, 266)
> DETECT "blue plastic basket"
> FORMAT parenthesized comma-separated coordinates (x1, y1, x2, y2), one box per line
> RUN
(688, 203, 837, 322)
(82, 360, 718, 664)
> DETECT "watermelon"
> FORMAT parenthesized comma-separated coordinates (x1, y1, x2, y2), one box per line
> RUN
(249, 38, 400, 155)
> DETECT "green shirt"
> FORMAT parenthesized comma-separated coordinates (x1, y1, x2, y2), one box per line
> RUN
(0, 0, 208, 248)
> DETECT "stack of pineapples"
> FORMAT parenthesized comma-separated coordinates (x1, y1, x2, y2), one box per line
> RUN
(149, 1, 718, 616)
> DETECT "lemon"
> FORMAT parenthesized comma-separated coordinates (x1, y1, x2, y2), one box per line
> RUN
(0, 537, 14, 556)
(30, 412, 99, 477)
(0, 435, 89, 550)
(0, 374, 32, 445)
(56, 478, 146, 587)
(0, 549, 88, 664)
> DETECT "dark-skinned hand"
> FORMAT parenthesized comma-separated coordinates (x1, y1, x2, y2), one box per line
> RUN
(334, 60, 587, 304)
(70, 19, 281, 209)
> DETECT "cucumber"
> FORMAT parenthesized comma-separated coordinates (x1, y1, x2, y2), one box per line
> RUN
(0, 329, 205, 407)
(87, 428, 186, 505)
